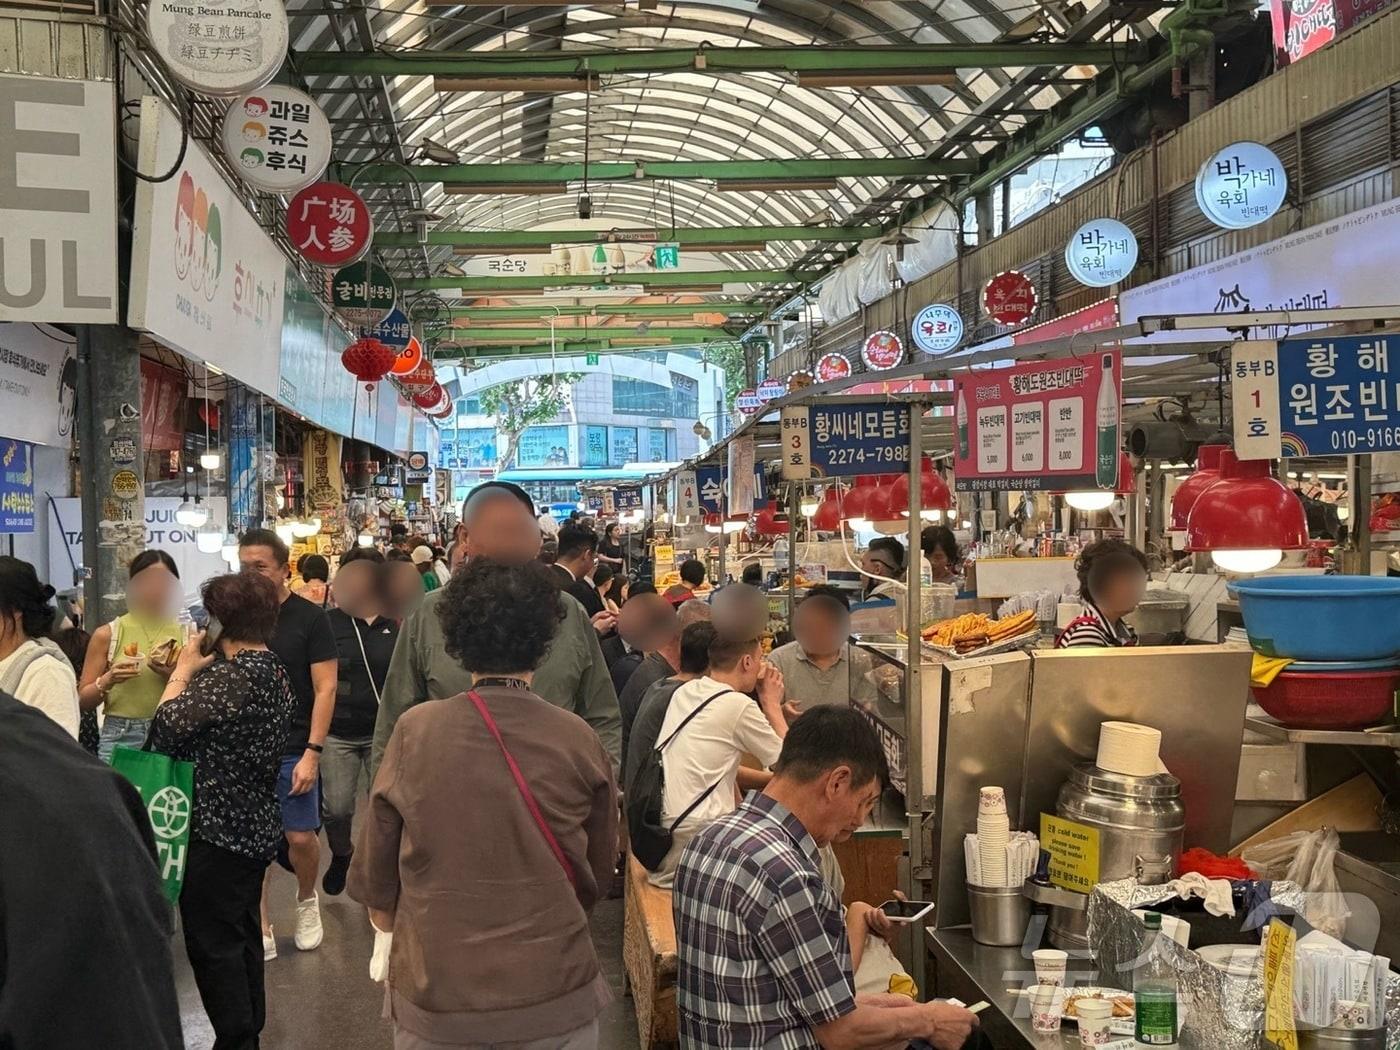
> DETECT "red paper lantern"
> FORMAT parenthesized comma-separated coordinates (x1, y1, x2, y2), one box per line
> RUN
(341, 338, 396, 387)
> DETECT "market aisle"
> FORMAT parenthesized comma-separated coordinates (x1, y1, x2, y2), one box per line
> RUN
(174, 859, 640, 1049)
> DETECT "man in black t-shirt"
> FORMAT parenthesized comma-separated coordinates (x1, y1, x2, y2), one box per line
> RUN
(240, 529, 339, 958)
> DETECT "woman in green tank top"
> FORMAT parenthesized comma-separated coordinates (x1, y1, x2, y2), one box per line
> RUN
(79, 550, 184, 762)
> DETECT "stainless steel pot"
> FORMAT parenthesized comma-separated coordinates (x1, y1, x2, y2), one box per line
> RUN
(1048, 762, 1185, 950)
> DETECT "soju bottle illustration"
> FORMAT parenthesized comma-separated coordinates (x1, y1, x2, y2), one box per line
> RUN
(956, 386, 970, 460)
(1096, 353, 1119, 487)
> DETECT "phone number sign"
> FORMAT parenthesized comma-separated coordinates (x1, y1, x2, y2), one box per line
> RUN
(1232, 335, 1400, 457)
(781, 402, 911, 478)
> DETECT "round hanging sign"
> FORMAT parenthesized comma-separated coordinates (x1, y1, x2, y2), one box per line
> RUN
(756, 378, 787, 403)
(1195, 141, 1288, 230)
(390, 336, 424, 377)
(147, 0, 289, 97)
(330, 259, 396, 327)
(815, 352, 852, 383)
(911, 303, 964, 354)
(286, 181, 372, 267)
(982, 270, 1038, 326)
(787, 371, 814, 393)
(736, 389, 763, 415)
(861, 330, 904, 372)
(398, 353, 436, 392)
(1065, 218, 1139, 288)
(366, 305, 411, 351)
(221, 86, 330, 194)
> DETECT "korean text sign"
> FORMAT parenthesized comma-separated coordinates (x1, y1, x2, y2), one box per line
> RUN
(696, 466, 725, 513)
(1231, 335, 1400, 457)
(616, 487, 643, 511)
(0, 440, 35, 533)
(953, 352, 1122, 492)
(781, 402, 912, 478)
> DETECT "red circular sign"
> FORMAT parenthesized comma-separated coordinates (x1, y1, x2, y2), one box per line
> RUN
(861, 330, 903, 372)
(982, 270, 1038, 326)
(390, 335, 424, 376)
(398, 353, 436, 391)
(736, 389, 762, 415)
(286, 181, 372, 267)
(815, 353, 852, 382)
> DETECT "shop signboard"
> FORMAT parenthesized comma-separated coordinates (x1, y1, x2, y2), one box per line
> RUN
(1010, 299, 1119, 346)
(130, 98, 285, 396)
(616, 487, 643, 512)
(735, 388, 762, 415)
(287, 181, 372, 267)
(1065, 218, 1138, 288)
(782, 402, 913, 478)
(303, 429, 343, 510)
(220, 86, 330, 195)
(815, 353, 852, 383)
(0, 440, 36, 533)
(728, 435, 756, 515)
(696, 465, 725, 514)
(982, 270, 1038, 326)
(756, 378, 786, 403)
(370, 306, 412, 352)
(0, 323, 76, 449)
(1230, 335, 1400, 458)
(787, 370, 814, 393)
(405, 450, 431, 483)
(146, 0, 288, 96)
(1195, 142, 1288, 230)
(675, 469, 699, 517)
(0, 75, 119, 324)
(330, 259, 396, 327)
(952, 352, 1122, 492)
(861, 330, 904, 372)
(1270, 0, 1390, 65)
(911, 304, 963, 355)
(276, 260, 362, 438)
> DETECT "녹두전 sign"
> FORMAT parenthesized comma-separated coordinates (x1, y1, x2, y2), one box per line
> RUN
(1231, 335, 1400, 458)
(782, 402, 912, 478)
(146, 0, 289, 96)
(221, 85, 331, 195)
(911, 303, 963, 355)
(1065, 218, 1138, 288)
(1195, 142, 1288, 231)
(0, 75, 119, 324)
(953, 352, 1122, 492)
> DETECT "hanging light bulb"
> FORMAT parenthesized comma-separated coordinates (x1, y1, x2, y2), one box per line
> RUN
(1064, 490, 1116, 511)
(1337, 503, 1351, 522)
(200, 450, 222, 470)
(176, 499, 208, 528)
(920, 508, 945, 522)
(195, 523, 224, 553)
(291, 518, 320, 539)
(274, 521, 296, 546)
(799, 494, 821, 518)
(357, 530, 375, 548)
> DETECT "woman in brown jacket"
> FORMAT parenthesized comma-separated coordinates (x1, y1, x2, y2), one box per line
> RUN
(349, 558, 619, 1050)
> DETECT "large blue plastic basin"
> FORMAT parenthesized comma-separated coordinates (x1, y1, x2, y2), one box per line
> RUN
(1228, 576, 1400, 661)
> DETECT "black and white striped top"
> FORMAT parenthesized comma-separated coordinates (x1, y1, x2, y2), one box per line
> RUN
(1055, 601, 1138, 649)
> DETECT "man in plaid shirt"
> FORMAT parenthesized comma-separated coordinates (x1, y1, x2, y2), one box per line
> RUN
(673, 707, 979, 1050)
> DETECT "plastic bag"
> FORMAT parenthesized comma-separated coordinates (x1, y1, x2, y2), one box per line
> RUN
(1241, 827, 1351, 938)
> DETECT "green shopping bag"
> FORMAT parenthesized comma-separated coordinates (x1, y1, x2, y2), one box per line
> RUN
(110, 745, 195, 903)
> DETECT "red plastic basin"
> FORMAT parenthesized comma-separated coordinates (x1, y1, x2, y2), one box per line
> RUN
(1252, 670, 1400, 730)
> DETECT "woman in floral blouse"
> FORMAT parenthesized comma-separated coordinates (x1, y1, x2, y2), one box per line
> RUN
(150, 570, 295, 1050)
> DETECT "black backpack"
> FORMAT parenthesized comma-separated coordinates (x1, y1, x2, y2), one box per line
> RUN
(626, 689, 732, 871)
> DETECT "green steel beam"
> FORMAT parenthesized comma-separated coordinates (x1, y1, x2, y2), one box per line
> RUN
(348, 158, 975, 186)
(374, 225, 882, 248)
(432, 338, 736, 359)
(438, 326, 726, 341)
(299, 43, 1135, 79)
(399, 269, 819, 291)
(440, 303, 762, 321)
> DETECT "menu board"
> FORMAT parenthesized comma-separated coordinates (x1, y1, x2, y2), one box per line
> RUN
(954, 353, 1121, 492)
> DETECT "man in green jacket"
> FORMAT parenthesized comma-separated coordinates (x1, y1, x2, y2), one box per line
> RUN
(371, 482, 622, 779)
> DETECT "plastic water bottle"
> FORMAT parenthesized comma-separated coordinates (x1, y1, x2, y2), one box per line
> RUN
(1133, 912, 1179, 1045)
(175, 606, 195, 646)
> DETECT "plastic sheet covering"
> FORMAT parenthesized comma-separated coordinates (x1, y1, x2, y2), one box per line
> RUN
(1087, 879, 1400, 1049)
(816, 202, 958, 323)
(895, 201, 959, 284)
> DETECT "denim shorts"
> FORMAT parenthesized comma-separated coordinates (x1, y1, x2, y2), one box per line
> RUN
(98, 715, 153, 764)
(277, 754, 323, 832)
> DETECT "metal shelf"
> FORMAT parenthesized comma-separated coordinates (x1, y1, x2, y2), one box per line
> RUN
(1244, 715, 1400, 748)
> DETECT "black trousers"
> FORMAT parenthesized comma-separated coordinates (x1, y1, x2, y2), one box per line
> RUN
(180, 840, 270, 1050)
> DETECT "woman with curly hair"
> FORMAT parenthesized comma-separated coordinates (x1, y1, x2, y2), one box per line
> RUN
(349, 559, 619, 1050)
(1056, 538, 1149, 649)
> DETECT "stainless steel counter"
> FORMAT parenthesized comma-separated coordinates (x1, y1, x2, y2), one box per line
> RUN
(926, 926, 1211, 1050)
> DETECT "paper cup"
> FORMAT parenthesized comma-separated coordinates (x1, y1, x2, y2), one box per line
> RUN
(1332, 1000, 1370, 1030)
(1029, 984, 1062, 1033)
(1033, 948, 1068, 987)
(978, 786, 1007, 814)
(1077, 999, 1113, 1046)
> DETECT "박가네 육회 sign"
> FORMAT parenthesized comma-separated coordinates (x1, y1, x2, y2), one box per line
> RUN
(1231, 335, 1400, 458)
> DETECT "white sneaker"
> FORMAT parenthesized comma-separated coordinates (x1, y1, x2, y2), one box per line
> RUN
(294, 894, 324, 951)
(263, 928, 277, 962)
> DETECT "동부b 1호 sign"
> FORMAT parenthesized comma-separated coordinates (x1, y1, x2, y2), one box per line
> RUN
(1231, 335, 1400, 458)
(780, 403, 912, 478)
(954, 353, 1122, 492)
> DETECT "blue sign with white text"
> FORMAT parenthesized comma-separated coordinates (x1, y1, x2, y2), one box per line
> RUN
(616, 487, 643, 511)
(809, 403, 912, 476)
(0, 440, 34, 533)
(1273, 335, 1398, 455)
(696, 466, 725, 513)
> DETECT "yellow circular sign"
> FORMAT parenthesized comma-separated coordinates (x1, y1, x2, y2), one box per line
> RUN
(111, 469, 140, 501)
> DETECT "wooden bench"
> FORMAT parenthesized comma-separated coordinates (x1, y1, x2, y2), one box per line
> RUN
(623, 855, 679, 1049)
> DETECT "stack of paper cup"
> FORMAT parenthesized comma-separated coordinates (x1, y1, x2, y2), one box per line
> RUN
(1096, 721, 1166, 777)
(977, 786, 1010, 887)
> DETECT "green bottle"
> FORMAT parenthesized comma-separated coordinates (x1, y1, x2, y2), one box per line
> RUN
(1134, 912, 1179, 1045)
(1095, 353, 1119, 488)
(956, 386, 970, 460)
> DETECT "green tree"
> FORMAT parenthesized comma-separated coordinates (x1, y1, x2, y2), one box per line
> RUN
(478, 372, 584, 470)
(703, 341, 751, 405)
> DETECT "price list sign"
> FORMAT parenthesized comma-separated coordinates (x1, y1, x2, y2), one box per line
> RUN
(1232, 334, 1400, 457)
(781, 402, 911, 478)
(953, 352, 1121, 492)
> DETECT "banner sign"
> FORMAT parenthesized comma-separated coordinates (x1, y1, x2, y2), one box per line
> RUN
(953, 352, 1122, 492)
(782, 402, 912, 478)
(675, 469, 699, 517)
(696, 465, 725, 514)
(1270, 0, 1389, 65)
(728, 436, 756, 515)
(0, 440, 35, 533)
(303, 429, 343, 509)
(0, 323, 76, 448)
(0, 75, 119, 324)
(227, 386, 261, 531)
(1231, 335, 1400, 458)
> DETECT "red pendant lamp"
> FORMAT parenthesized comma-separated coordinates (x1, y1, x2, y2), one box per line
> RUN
(888, 467, 953, 521)
(1170, 444, 1228, 532)
(1185, 450, 1308, 573)
(754, 505, 791, 535)
(812, 494, 842, 531)
(841, 475, 880, 523)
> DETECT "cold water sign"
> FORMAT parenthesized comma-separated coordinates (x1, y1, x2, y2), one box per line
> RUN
(1040, 814, 1100, 893)
(1231, 335, 1400, 458)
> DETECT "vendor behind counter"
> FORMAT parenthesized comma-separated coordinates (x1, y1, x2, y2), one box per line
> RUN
(1056, 539, 1148, 649)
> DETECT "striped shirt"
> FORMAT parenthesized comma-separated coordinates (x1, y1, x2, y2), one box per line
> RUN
(1055, 600, 1138, 649)
(673, 792, 856, 1049)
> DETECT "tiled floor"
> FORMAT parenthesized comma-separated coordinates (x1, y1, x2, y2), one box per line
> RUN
(175, 858, 641, 1050)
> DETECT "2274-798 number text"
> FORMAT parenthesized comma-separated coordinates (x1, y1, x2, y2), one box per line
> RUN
(825, 446, 910, 466)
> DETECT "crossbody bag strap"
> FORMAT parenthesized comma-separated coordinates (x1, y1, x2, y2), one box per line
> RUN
(657, 688, 733, 752)
(351, 620, 382, 706)
(656, 688, 736, 834)
(466, 689, 576, 889)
